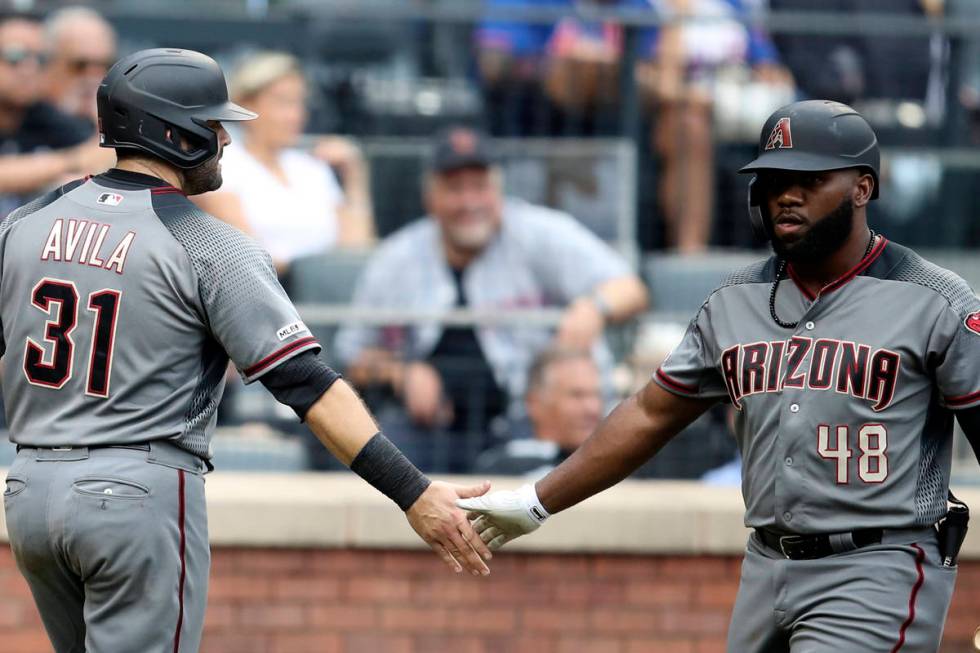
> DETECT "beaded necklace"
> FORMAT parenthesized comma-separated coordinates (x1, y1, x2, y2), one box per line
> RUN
(769, 229, 877, 329)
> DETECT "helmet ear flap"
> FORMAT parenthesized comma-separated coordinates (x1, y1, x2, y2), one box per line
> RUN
(167, 124, 209, 157)
(747, 176, 772, 243)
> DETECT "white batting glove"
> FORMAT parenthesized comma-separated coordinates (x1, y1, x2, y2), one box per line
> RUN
(456, 484, 549, 550)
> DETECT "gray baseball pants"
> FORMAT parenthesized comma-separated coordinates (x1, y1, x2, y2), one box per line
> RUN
(3, 442, 209, 653)
(727, 529, 957, 652)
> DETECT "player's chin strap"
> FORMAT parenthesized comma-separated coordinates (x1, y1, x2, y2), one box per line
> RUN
(937, 490, 970, 567)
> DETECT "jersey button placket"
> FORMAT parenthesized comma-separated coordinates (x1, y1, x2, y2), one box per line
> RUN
(777, 391, 804, 531)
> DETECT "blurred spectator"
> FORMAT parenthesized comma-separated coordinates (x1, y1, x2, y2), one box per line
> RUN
(477, 0, 791, 252)
(196, 51, 375, 276)
(625, 320, 738, 479)
(43, 6, 116, 125)
(541, 0, 659, 134)
(768, 0, 866, 105)
(473, 347, 602, 477)
(699, 404, 740, 485)
(948, 0, 980, 142)
(770, 0, 942, 113)
(334, 125, 647, 472)
(637, 0, 794, 253)
(475, 0, 555, 135)
(476, 0, 659, 136)
(0, 15, 110, 218)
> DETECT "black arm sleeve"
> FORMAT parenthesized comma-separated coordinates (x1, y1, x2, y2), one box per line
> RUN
(259, 350, 341, 420)
(956, 405, 980, 467)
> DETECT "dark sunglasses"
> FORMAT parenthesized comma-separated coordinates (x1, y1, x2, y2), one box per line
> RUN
(0, 47, 48, 67)
(65, 57, 113, 74)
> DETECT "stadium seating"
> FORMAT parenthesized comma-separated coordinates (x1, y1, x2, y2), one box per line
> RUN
(642, 251, 761, 315)
(288, 249, 373, 366)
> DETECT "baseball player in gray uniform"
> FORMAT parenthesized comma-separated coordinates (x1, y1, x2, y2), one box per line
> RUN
(459, 100, 980, 652)
(1, 49, 492, 653)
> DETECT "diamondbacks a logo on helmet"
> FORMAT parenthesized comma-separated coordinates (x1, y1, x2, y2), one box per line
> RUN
(965, 310, 980, 335)
(765, 117, 793, 150)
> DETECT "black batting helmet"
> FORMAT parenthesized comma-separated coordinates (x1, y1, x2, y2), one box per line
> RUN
(739, 100, 880, 241)
(97, 48, 256, 169)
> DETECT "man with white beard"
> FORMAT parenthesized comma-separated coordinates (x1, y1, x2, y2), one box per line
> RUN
(335, 126, 647, 472)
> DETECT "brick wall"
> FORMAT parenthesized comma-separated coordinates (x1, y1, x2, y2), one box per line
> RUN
(1, 546, 977, 653)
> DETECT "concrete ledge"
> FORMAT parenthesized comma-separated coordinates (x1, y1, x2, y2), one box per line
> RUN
(3, 471, 980, 559)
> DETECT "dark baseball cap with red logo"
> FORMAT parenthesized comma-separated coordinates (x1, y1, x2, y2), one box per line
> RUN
(429, 126, 497, 173)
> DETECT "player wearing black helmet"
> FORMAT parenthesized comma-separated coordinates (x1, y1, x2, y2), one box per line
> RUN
(2, 49, 492, 653)
(459, 100, 980, 653)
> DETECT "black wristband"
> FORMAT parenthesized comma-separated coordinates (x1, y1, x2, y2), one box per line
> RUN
(350, 432, 431, 511)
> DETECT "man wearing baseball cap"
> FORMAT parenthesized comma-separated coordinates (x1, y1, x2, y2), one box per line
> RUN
(335, 125, 648, 472)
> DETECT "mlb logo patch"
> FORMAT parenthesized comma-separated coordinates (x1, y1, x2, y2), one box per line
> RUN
(97, 193, 124, 206)
(276, 321, 309, 341)
(764, 117, 793, 151)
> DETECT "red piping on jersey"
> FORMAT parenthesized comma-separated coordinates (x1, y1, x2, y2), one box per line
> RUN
(946, 388, 980, 408)
(173, 470, 186, 653)
(786, 265, 817, 301)
(655, 368, 697, 394)
(890, 543, 925, 653)
(151, 187, 185, 196)
(244, 336, 319, 377)
(787, 237, 889, 301)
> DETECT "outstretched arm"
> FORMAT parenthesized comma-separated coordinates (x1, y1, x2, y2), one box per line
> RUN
(260, 353, 493, 576)
(306, 381, 493, 576)
(459, 380, 717, 548)
(537, 380, 716, 514)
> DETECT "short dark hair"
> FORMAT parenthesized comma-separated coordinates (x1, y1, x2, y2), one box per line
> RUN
(526, 347, 594, 394)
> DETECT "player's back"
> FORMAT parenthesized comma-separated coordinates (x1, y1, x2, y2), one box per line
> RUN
(0, 170, 295, 458)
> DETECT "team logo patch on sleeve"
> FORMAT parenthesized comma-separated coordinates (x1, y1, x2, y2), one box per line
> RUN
(764, 117, 793, 150)
(276, 321, 310, 341)
(965, 311, 980, 335)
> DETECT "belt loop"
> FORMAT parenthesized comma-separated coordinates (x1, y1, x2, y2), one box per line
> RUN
(146, 440, 206, 474)
(35, 447, 91, 462)
(828, 532, 857, 553)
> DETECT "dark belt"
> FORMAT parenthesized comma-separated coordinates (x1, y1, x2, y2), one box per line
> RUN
(17, 443, 150, 453)
(756, 527, 882, 560)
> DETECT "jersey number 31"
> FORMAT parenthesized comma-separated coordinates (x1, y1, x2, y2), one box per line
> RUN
(23, 278, 120, 398)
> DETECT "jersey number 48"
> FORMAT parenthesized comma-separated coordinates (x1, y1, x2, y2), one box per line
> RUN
(817, 423, 888, 484)
(23, 277, 120, 398)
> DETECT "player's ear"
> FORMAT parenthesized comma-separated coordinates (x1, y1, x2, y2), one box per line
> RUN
(852, 171, 874, 208)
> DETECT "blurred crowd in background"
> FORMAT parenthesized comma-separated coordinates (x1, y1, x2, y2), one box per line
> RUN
(0, 0, 977, 482)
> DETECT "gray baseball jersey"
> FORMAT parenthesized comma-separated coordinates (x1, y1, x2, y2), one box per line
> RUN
(654, 238, 980, 533)
(0, 169, 319, 458)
